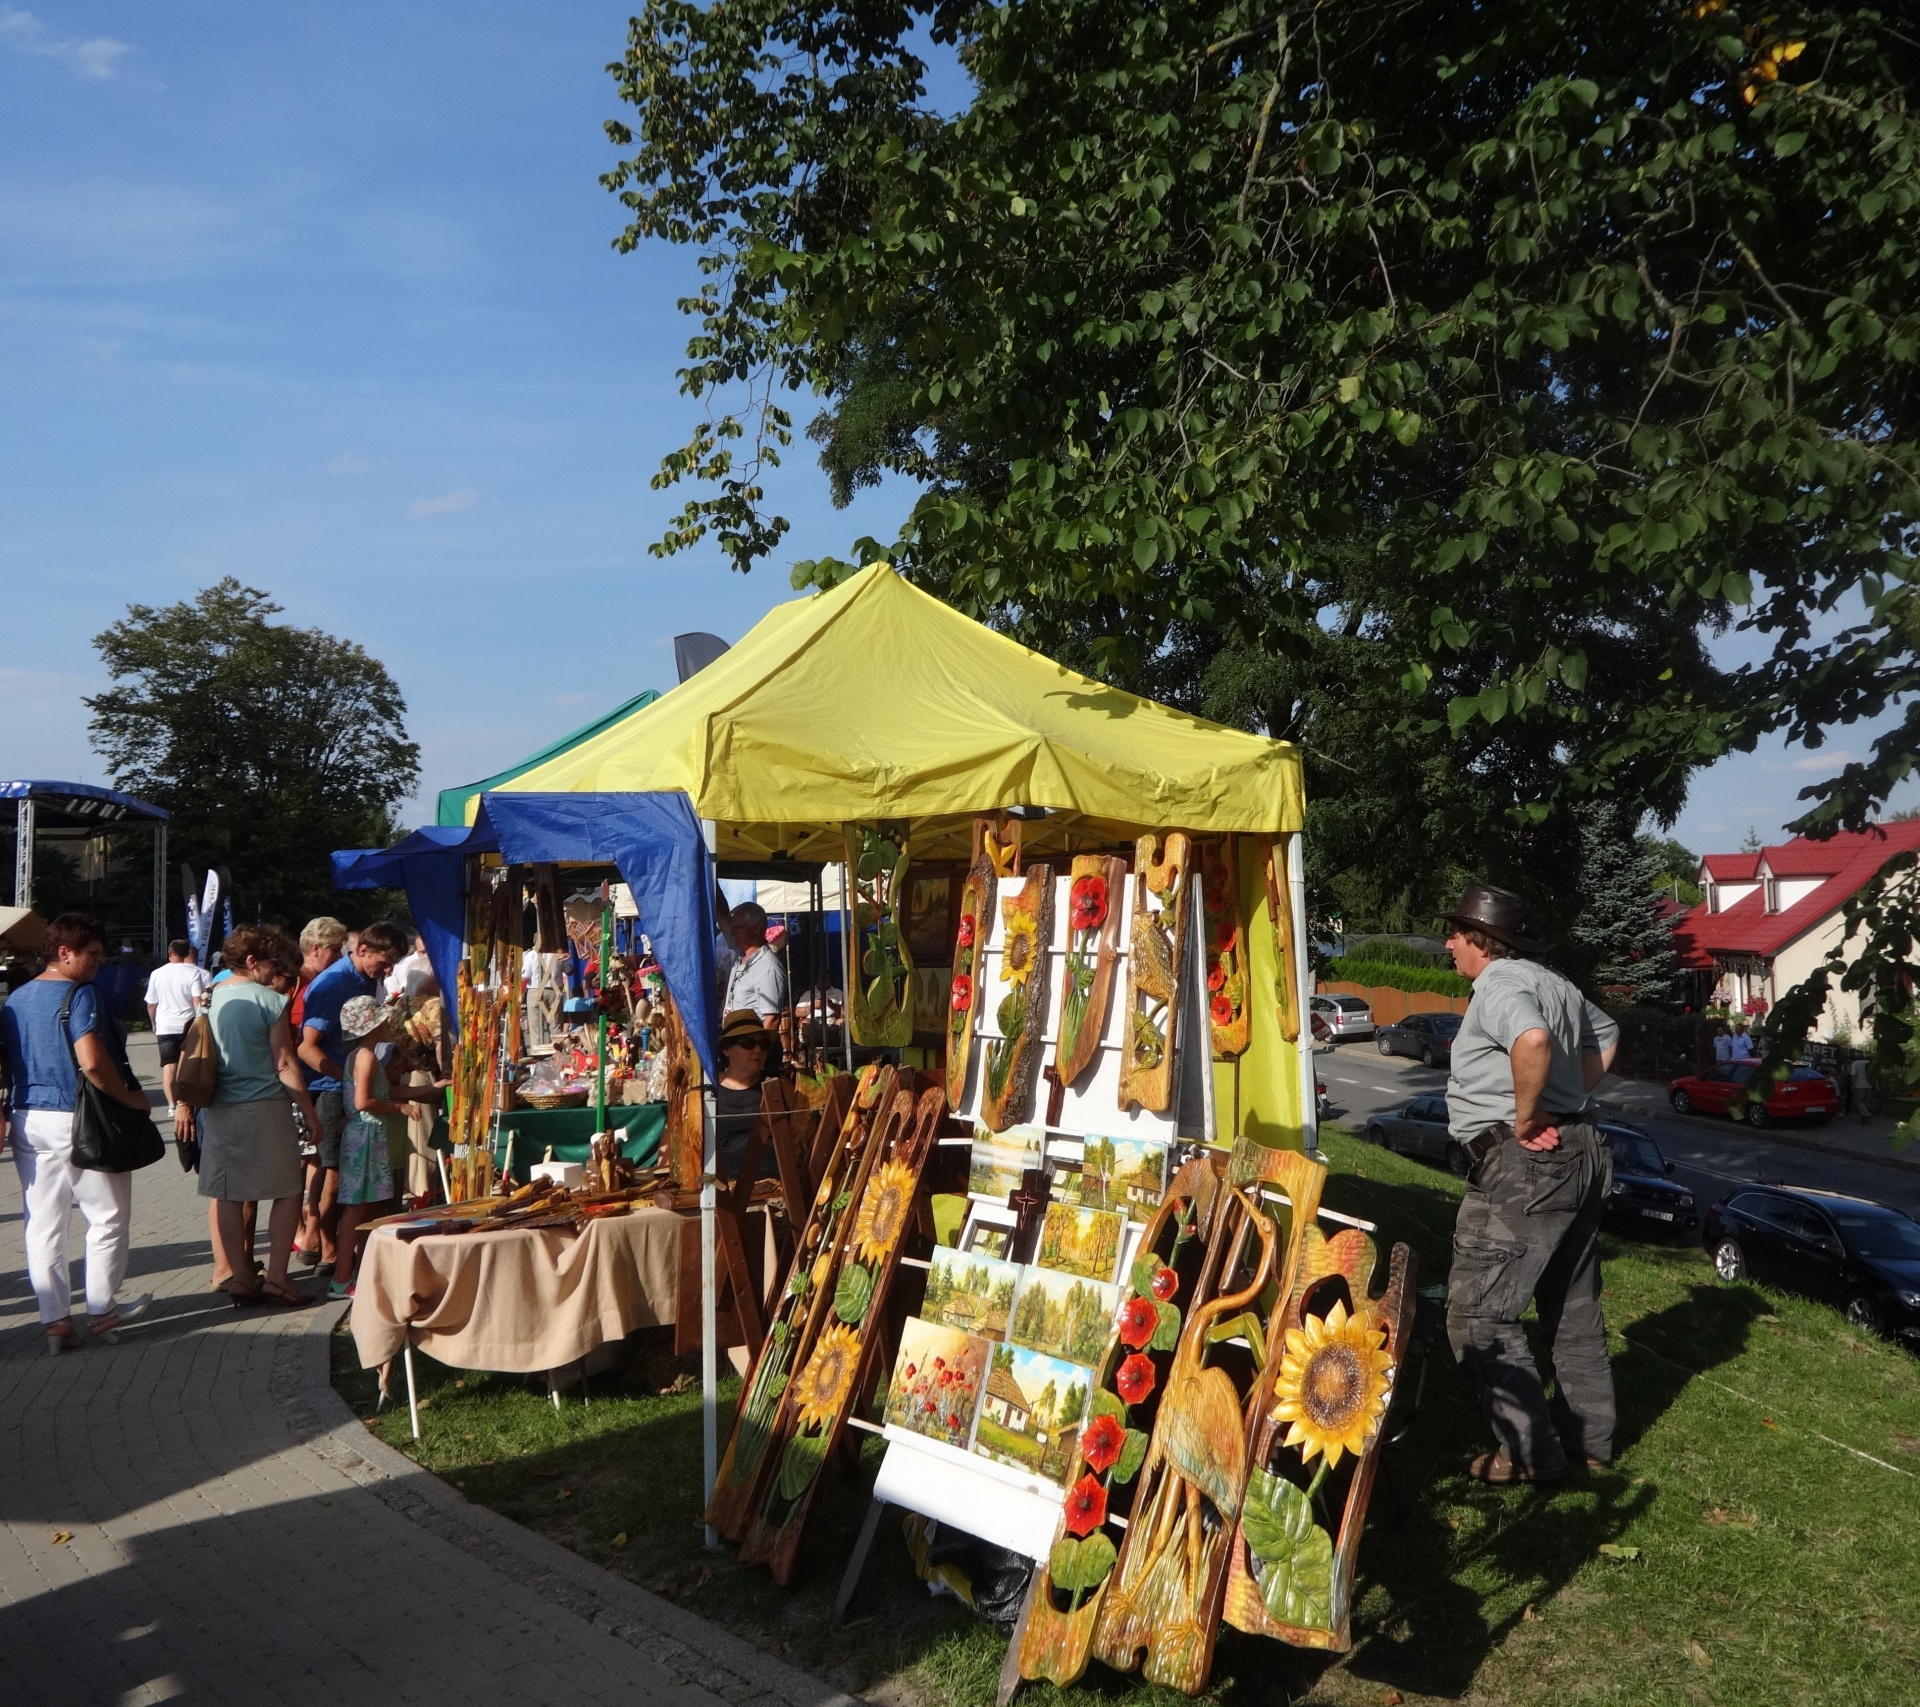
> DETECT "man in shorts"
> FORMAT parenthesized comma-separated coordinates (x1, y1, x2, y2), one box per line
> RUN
(290, 917, 348, 1261)
(297, 921, 404, 1268)
(144, 939, 210, 1115)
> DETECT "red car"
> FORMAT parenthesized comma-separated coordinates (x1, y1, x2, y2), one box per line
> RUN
(1667, 1061, 1840, 1128)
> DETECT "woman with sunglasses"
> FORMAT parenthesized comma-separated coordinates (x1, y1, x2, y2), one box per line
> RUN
(712, 1008, 776, 1182)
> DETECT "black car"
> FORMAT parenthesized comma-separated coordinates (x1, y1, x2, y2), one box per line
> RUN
(1365, 1094, 1469, 1174)
(1597, 1123, 1697, 1238)
(1703, 1183, 1920, 1348)
(1375, 1011, 1462, 1068)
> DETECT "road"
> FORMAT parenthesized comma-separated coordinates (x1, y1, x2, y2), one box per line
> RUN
(1313, 1039, 1920, 1234)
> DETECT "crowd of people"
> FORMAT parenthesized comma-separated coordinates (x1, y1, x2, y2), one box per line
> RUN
(0, 908, 444, 1352)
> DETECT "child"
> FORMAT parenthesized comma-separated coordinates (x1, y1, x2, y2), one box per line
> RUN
(332, 995, 441, 1299)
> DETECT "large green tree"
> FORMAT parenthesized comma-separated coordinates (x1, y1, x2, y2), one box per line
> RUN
(608, 1, 1920, 1076)
(87, 581, 419, 930)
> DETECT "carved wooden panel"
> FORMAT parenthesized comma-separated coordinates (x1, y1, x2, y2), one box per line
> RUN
(1197, 839, 1250, 1057)
(1265, 833, 1301, 1044)
(844, 824, 914, 1047)
(979, 865, 1054, 1131)
(945, 845, 998, 1109)
(1117, 834, 1191, 1114)
(1052, 853, 1127, 1091)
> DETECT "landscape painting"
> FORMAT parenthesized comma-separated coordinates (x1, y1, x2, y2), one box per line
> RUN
(970, 1344, 1094, 1487)
(1037, 1202, 1125, 1283)
(884, 1317, 990, 1450)
(921, 1248, 1022, 1342)
(1007, 1265, 1120, 1365)
(1075, 1134, 1170, 1218)
(969, 1123, 1044, 1200)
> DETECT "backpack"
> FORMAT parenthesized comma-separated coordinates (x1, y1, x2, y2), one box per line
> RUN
(173, 1013, 220, 1108)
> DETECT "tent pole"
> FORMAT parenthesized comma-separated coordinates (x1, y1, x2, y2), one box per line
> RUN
(152, 822, 168, 956)
(700, 817, 720, 1547)
(1289, 832, 1318, 1156)
(13, 797, 33, 910)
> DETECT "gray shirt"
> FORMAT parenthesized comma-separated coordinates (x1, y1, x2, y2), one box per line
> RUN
(1446, 957, 1619, 1140)
(724, 945, 788, 1023)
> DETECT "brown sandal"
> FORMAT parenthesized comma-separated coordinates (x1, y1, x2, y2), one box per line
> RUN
(1466, 1450, 1566, 1485)
(257, 1280, 319, 1308)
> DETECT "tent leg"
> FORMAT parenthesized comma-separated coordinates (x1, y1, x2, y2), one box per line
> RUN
(701, 1076, 719, 1548)
(405, 1340, 421, 1441)
(1289, 832, 1318, 1156)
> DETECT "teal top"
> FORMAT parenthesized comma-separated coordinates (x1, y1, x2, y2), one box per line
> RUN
(209, 981, 288, 1105)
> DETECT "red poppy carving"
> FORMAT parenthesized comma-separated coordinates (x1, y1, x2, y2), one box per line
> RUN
(1150, 1265, 1179, 1302)
(1069, 876, 1109, 933)
(1063, 1473, 1108, 1538)
(1212, 916, 1238, 952)
(951, 975, 973, 1012)
(1115, 1353, 1156, 1406)
(1207, 964, 1226, 993)
(955, 914, 977, 949)
(1117, 1295, 1158, 1349)
(1211, 993, 1234, 1025)
(1080, 1411, 1125, 1474)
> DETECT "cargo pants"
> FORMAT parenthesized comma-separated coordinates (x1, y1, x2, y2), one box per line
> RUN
(1446, 1119, 1616, 1473)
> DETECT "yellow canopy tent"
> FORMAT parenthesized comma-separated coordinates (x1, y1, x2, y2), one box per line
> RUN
(486, 565, 1303, 859)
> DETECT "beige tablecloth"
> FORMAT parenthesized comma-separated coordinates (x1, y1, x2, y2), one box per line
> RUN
(349, 1207, 685, 1373)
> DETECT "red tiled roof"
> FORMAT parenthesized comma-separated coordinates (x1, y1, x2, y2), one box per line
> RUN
(1700, 853, 1760, 881)
(1674, 823, 1920, 965)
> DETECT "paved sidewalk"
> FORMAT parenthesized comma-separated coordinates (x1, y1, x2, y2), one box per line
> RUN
(0, 1035, 849, 1707)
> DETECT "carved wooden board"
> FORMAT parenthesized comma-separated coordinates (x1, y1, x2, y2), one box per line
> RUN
(1197, 839, 1250, 1057)
(1010, 1156, 1221, 1698)
(1117, 834, 1191, 1114)
(704, 1065, 890, 1540)
(844, 824, 914, 1047)
(1221, 1232, 1416, 1652)
(979, 865, 1054, 1131)
(1052, 853, 1128, 1090)
(945, 849, 998, 1109)
(1265, 833, 1301, 1044)
(736, 1075, 947, 1584)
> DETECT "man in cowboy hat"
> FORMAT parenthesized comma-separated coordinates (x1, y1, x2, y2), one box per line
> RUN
(1441, 882, 1621, 1484)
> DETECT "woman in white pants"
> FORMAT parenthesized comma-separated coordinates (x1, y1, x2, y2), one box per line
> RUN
(0, 913, 154, 1353)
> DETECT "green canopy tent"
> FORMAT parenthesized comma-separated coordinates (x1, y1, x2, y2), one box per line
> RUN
(434, 687, 660, 827)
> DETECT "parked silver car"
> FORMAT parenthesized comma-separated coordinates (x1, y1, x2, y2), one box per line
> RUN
(1364, 1094, 1469, 1175)
(1309, 993, 1375, 1042)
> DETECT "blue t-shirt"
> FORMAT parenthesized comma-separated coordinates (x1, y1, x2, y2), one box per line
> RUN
(299, 956, 374, 1093)
(1, 978, 136, 1114)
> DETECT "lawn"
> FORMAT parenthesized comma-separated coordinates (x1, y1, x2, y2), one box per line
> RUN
(332, 1127, 1920, 1705)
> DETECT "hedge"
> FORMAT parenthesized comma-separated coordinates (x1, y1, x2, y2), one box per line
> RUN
(1322, 957, 1473, 998)
(1345, 937, 1453, 971)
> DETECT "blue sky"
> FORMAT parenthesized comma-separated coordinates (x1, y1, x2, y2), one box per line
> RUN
(2, 3, 1910, 861)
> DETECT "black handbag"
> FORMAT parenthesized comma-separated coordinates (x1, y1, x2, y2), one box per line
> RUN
(59, 986, 165, 1174)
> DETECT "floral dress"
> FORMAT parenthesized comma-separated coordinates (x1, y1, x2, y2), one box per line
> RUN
(338, 1045, 399, 1205)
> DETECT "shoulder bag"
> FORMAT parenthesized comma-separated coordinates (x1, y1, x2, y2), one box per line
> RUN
(60, 986, 165, 1173)
(173, 1012, 220, 1109)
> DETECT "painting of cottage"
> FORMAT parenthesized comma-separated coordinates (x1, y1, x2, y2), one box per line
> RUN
(970, 1344, 1093, 1487)
(1075, 1135, 1169, 1218)
(921, 1248, 1021, 1342)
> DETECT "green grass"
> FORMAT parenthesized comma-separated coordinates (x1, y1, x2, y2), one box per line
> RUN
(332, 1127, 1920, 1706)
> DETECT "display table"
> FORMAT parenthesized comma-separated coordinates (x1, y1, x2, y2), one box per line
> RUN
(485, 1101, 666, 1181)
(350, 1206, 684, 1375)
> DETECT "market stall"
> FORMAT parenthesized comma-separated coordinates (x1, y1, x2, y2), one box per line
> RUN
(464, 565, 1413, 1693)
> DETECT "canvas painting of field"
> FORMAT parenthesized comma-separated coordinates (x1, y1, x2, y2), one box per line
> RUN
(921, 1247, 1022, 1342)
(970, 1344, 1095, 1487)
(1075, 1134, 1170, 1218)
(969, 1123, 1044, 1200)
(1007, 1264, 1120, 1365)
(884, 1317, 990, 1450)
(1036, 1202, 1125, 1283)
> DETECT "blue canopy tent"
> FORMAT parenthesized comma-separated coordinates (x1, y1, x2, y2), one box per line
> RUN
(330, 792, 718, 1083)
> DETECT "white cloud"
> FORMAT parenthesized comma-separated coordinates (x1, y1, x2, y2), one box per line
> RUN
(410, 488, 481, 518)
(327, 449, 371, 476)
(0, 8, 133, 79)
(1759, 749, 1861, 774)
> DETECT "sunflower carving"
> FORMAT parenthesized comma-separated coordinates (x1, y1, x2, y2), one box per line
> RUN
(1269, 1298, 1392, 1470)
(789, 1322, 861, 1432)
(852, 1158, 914, 1266)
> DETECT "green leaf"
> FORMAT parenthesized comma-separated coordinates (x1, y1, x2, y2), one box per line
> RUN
(1049, 1532, 1118, 1591)
(1598, 1542, 1642, 1561)
(1150, 1300, 1182, 1352)
(1242, 1467, 1334, 1629)
(834, 1261, 874, 1324)
(776, 1428, 827, 1503)
(1113, 1427, 1150, 1484)
(1130, 1254, 1160, 1297)
(1092, 1389, 1128, 1424)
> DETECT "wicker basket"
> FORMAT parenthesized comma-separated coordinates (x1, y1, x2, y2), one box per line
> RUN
(520, 1089, 591, 1111)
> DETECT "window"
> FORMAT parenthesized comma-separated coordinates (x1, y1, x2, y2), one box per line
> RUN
(1605, 1133, 1665, 1175)
(1728, 1191, 1791, 1229)
(1777, 1204, 1839, 1251)
(1833, 1214, 1920, 1261)
(1335, 997, 1370, 1013)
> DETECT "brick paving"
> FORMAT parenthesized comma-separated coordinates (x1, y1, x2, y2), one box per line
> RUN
(0, 1034, 850, 1707)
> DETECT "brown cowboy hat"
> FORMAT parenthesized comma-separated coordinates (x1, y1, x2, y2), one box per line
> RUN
(718, 1008, 776, 1049)
(1439, 883, 1544, 954)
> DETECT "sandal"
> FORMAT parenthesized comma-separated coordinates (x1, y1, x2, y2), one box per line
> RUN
(226, 1281, 268, 1308)
(258, 1280, 318, 1309)
(45, 1319, 76, 1358)
(327, 1280, 355, 1301)
(1466, 1449, 1567, 1485)
(89, 1296, 148, 1345)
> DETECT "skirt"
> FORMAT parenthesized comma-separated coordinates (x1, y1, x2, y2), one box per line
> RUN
(337, 1113, 395, 1206)
(199, 1098, 305, 1202)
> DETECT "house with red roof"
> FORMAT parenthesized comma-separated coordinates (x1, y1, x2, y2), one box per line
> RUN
(1671, 822, 1920, 1039)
